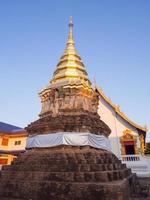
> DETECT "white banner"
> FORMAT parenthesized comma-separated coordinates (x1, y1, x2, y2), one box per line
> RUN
(26, 132, 111, 151)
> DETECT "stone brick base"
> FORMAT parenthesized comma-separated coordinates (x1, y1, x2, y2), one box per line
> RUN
(0, 147, 133, 200)
(26, 112, 111, 136)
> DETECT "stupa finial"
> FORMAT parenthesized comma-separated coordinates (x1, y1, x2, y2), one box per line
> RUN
(67, 16, 75, 46)
(69, 16, 73, 26)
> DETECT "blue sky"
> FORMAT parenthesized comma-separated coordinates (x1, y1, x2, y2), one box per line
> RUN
(0, 1, 150, 141)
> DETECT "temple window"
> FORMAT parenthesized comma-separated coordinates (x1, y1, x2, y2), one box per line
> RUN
(14, 141, 21, 145)
(0, 158, 8, 165)
(1, 137, 9, 146)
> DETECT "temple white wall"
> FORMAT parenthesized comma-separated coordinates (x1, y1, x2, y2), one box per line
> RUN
(98, 95, 141, 157)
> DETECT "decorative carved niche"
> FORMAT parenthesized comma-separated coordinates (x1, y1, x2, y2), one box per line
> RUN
(120, 129, 138, 155)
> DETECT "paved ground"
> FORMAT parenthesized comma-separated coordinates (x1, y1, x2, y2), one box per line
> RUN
(131, 198, 150, 200)
(130, 177, 150, 200)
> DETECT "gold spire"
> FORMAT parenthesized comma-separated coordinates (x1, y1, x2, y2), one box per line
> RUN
(67, 16, 74, 45)
(50, 17, 91, 88)
(64, 16, 77, 55)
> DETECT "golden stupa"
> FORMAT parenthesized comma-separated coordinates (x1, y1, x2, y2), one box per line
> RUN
(51, 17, 91, 88)
(40, 17, 91, 97)
(0, 17, 135, 200)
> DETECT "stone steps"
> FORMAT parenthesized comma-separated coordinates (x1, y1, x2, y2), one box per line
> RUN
(13, 155, 119, 165)
(0, 180, 130, 200)
(36, 152, 110, 158)
(12, 158, 119, 165)
(0, 198, 24, 200)
(0, 169, 131, 182)
(2, 163, 126, 172)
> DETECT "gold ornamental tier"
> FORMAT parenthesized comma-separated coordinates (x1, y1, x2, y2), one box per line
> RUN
(50, 17, 91, 89)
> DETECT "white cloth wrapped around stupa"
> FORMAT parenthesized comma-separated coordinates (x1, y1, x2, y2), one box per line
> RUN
(27, 132, 111, 151)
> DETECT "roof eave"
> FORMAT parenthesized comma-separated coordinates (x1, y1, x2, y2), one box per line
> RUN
(96, 85, 147, 133)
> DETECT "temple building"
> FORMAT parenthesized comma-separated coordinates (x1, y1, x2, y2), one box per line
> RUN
(0, 122, 27, 166)
(96, 86, 147, 158)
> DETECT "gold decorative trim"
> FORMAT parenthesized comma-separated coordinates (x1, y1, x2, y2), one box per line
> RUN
(139, 134, 145, 155)
(120, 129, 138, 155)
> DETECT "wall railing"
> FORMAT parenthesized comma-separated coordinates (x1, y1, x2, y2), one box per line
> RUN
(121, 155, 141, 162)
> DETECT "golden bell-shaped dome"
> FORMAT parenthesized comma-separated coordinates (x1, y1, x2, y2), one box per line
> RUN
(50, 17, 91, 89)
